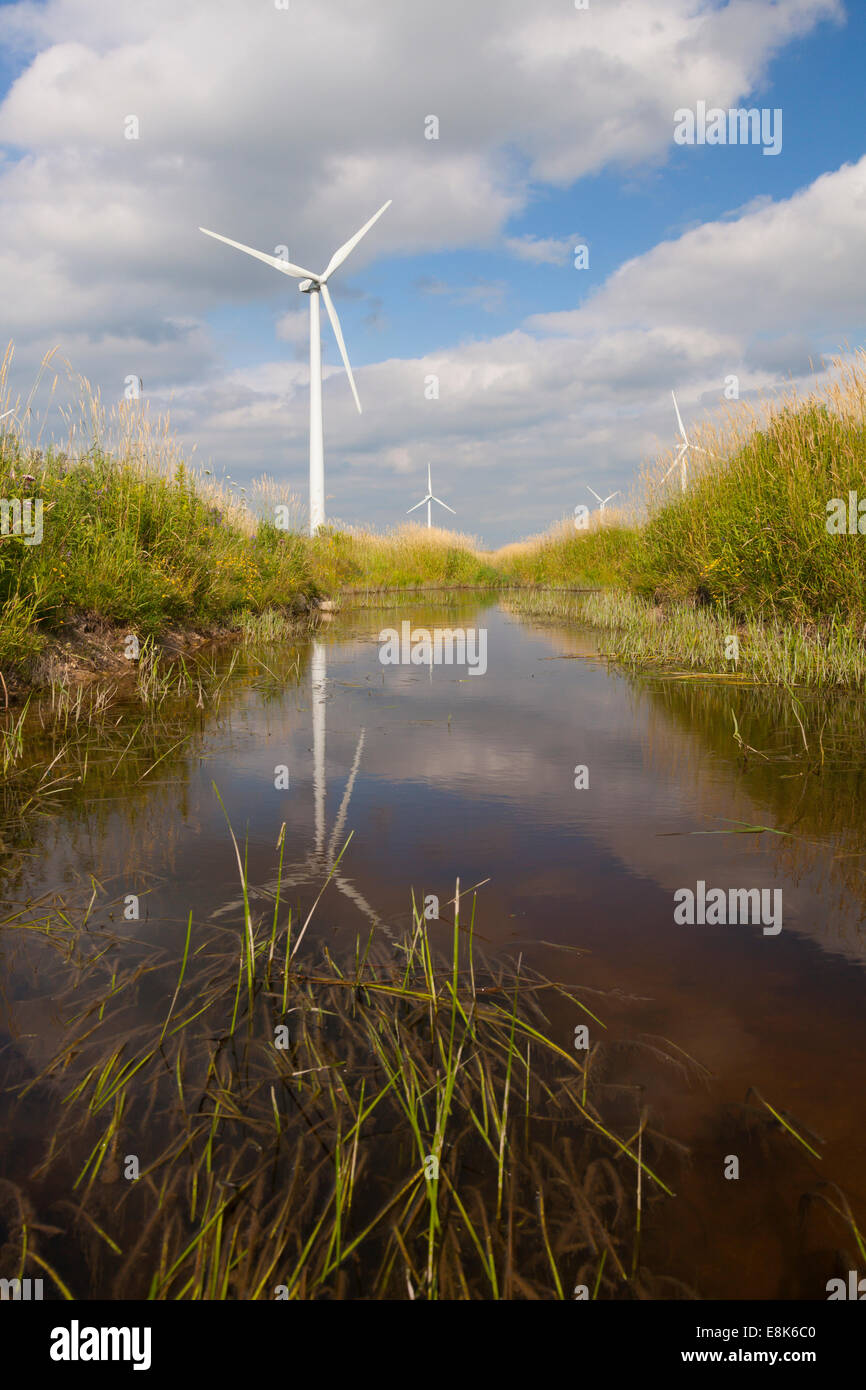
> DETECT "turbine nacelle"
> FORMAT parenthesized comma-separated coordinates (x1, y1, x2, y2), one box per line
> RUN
(298, 279, 319, 294)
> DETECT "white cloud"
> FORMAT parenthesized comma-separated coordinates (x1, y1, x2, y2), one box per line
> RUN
(157, 156, 865, 542)
(0, 0, 851, 541)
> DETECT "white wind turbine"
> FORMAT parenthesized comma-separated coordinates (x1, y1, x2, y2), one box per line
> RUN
(663, 390, 714, 492)
(200, 201, 392, 535)
(587, 485, 619, 518)
(407, 463, 455, 529)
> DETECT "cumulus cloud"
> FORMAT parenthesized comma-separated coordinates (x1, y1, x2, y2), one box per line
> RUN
(0, 0, 851, 540)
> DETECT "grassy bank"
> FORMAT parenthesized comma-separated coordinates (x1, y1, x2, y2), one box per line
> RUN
(497, 353, 866, 684)
(308, 521, 500, 592)
(0, 407, 314, 682)
(3, 348, 866, 689)
(504, 588, 866, 688)
(500, 352, 866, 623)
(496, 516, 638, 589)
(0, 362, 498, 686)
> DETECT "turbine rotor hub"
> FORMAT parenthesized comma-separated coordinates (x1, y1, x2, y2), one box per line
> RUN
(299, 279, 320, 294)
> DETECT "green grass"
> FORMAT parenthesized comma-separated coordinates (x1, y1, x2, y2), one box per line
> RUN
(504, 589, 866, 688)
(501, 353, 866, 621)
(0, 443, 314, 663)
(5, 811, 691, 1300)
(629, 396, 866, 623)
(496, 517, 639, 589)
(306, 521, 500, 592)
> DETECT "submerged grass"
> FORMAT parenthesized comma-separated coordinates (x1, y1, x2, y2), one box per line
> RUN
(2, 813, 697, 1301)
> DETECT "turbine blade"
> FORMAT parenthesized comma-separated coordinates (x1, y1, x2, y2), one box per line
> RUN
(604, 492, 620, 504)
(671, 389, 688, 443)
(427, 462, 432, 493)
(0, 409, 14, 421)
(199, 228, 317, 280)
(320, 283, 362, 413)
(662, 460, 678, 481)
(407, 499, 427, 513)
(319, 200, 392, 282)
(327, 729, 365, 866)
(587, 487, 602, 503)
(431, 497, 455, 513)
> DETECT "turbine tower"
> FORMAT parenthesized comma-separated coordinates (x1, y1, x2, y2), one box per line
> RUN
(407, 463, 455, 529)
(200, 201, 391, 535)
(663, 390, 714, 492)
(587, 485, 619, 519)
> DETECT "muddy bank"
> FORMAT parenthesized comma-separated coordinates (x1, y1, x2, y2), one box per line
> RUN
(1, 597, 319, 704)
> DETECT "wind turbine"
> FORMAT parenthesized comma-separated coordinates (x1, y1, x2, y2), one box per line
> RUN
(200, 201, 392, 535)
(407, 463, 455, 529)
(663, 390, 714, 492)
(587, 485, 619, 518)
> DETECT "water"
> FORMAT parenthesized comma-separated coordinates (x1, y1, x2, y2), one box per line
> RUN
(3, 594, 865, 1298)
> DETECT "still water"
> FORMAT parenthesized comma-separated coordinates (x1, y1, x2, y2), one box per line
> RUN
(3, 595, 865, 1298)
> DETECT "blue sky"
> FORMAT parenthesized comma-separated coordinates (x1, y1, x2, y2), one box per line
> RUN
(0, 0, 864, 543)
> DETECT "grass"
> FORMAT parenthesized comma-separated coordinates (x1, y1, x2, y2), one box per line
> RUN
(2, 813, 700, 1301)
(0, 348, 317, 680)
(504, 588, 866, 688)
(307, 521, 501, 594)
(499, 351, 866, 626)
(4, 342, 866, 689)
(498, 352, 866, 685)
(496, 514, 638, 589)
(629, 356, 866, 623)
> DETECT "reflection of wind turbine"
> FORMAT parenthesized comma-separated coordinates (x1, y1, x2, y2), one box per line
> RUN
(212, 638, 390, 938)
(407, 464, 455, 529)
(663, 390, 715, 492)
(200, 200, 391, 536)
(587, 485, 619, 518)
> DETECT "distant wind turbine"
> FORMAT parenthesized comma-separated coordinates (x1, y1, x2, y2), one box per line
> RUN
(407, 463, 455, 529)
(587, 485, 619, 518)
(663, 390, 715, 492)
(200, 200, 392, 535)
